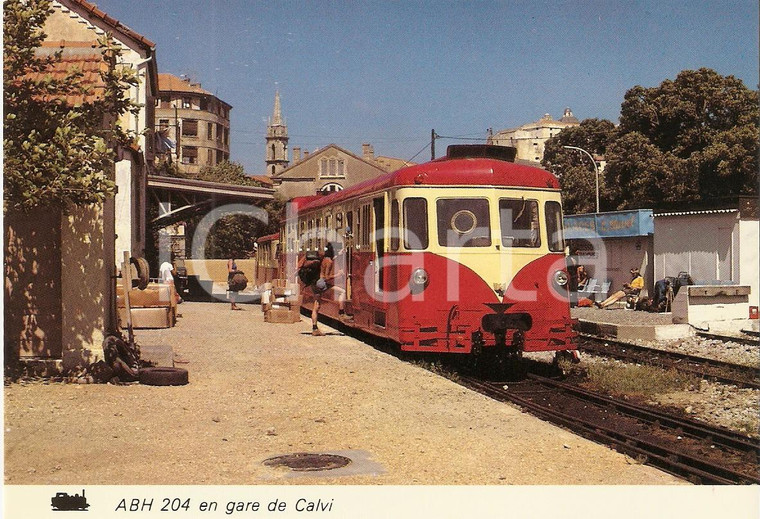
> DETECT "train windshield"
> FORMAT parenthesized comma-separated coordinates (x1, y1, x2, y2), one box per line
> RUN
(545, 201, 565, 252)
(436, 198, 491, 247)
(499, 198, 540, 248)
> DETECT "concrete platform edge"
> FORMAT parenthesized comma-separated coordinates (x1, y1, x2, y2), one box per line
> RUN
(576, 319, 694, 341)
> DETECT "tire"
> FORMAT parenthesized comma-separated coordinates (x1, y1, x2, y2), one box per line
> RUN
(130, 256, 150, 290)
(139, 367, 189, 386)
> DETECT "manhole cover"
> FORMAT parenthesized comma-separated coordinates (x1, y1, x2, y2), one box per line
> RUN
(263, 453, 352, 472)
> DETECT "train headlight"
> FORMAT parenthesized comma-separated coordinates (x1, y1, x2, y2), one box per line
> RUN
(553, 270, 569, 287)
(410, 268, 429, 293)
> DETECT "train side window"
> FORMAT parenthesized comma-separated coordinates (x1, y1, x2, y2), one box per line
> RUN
(404, 198, 428, 250)
(307, 219, 314, 251)
(361, 205, 371, 248)
(500, 198, 540, 248)
(390, 199, 400, 251)
(436, 198, 490, 247)
(545, 201, 565, 252)
(355, 209, 361, 247)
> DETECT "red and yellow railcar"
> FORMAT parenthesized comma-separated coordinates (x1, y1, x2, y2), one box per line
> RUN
(279, 145, 576, 361)
(254, 233, 280, 287)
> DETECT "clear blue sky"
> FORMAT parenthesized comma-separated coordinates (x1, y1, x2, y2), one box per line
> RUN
(94, 0, 759, 175)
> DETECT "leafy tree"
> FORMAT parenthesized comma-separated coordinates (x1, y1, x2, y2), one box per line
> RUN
(609, 68, 758, 208)
(545, 68, 758, 213)
(542, 119, 617, 214)
(150, 160, 284, 259)
(3, 0, 139, 213)
(603, 132, 698, 210)
(619, 68, 757, 158)
(164, 160, 267, 188)
(200, 197, 286, 259)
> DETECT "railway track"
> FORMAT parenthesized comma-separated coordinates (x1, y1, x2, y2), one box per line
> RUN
(696, 331, 760, 347)
(460, 373, 760, 485)
(578, 334, 760, 390)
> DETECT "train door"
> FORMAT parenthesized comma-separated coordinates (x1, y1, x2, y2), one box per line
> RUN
(373, 197, 385, 294)
(345, 210, 354, 301)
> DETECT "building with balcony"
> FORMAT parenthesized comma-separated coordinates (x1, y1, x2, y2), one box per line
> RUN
(155, 73, 231, 174)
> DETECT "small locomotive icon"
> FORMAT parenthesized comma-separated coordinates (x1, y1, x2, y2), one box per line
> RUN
(51, 489, 90, 511)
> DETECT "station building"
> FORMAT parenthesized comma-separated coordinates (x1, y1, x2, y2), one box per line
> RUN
(564, 210, 655, 298)
(5, 0, 158, 372)
(564, 197, 759, 313)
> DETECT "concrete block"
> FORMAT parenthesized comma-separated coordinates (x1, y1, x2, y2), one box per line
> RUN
(672, 285, 751, 325)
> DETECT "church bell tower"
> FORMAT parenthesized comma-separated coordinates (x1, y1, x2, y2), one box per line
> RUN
(265, 91, 289, 176)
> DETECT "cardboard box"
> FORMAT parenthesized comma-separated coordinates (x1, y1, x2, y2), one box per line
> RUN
(262, 295, 302, 313)
(271, 279, 299, 297)
(264, 307, 301, 324)
(118, 307, 172, 329)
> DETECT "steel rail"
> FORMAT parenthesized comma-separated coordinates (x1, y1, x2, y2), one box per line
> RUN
(578, 334, 760, 390)
(459, 375, 760, 485)
(696, 331, 760, 347)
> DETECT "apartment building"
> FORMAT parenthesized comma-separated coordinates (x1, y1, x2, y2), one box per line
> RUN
(155, 73, 231, 174)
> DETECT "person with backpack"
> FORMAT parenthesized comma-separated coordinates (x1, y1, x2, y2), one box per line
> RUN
(228, 258, 247, 310)
(297, 249, 326, 335)
(320, 243, 349, 322)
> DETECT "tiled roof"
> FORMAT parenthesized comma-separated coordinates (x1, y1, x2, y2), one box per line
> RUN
(60, 0, 155, 49)
(158, 73, 212, 95)
(26, 50, 106, 105)
(250, 175, 274, 186)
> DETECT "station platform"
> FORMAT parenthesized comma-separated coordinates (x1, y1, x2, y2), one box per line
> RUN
(571, 306, 759, 342)
(4, 300, 682, 486)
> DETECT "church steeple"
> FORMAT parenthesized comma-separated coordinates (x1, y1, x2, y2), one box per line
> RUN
(272, 91, 283, 126)
(266, 90, 289, 176)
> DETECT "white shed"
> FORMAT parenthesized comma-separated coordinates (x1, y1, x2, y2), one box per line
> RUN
(653, 198, 759, 310)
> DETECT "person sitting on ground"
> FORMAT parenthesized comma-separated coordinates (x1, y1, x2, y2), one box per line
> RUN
(595, 268, 644, 309)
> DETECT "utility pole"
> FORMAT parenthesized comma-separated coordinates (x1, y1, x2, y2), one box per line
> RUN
(431, 129, 437, 160)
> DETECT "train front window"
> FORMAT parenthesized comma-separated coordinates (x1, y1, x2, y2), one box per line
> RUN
(436, 198, 491, 247)
(545, 201, 565, 252)
(500, 198, 540, 248)
(403, 198, 428, 250)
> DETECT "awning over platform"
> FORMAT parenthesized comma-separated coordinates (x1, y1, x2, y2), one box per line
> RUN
(564, 209, 653, 239)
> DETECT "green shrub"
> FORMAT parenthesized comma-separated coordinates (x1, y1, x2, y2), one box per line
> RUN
(586, 363, 697, 396)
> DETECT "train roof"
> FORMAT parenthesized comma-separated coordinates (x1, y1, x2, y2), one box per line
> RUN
(256, 232, 280, 243)
(292, 145, 560, 214)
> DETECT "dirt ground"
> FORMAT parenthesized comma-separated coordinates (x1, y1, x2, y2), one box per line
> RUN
(4, 301, 683, 485)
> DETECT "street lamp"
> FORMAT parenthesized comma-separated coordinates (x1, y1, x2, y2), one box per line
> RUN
(563, 145, 600, 213)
